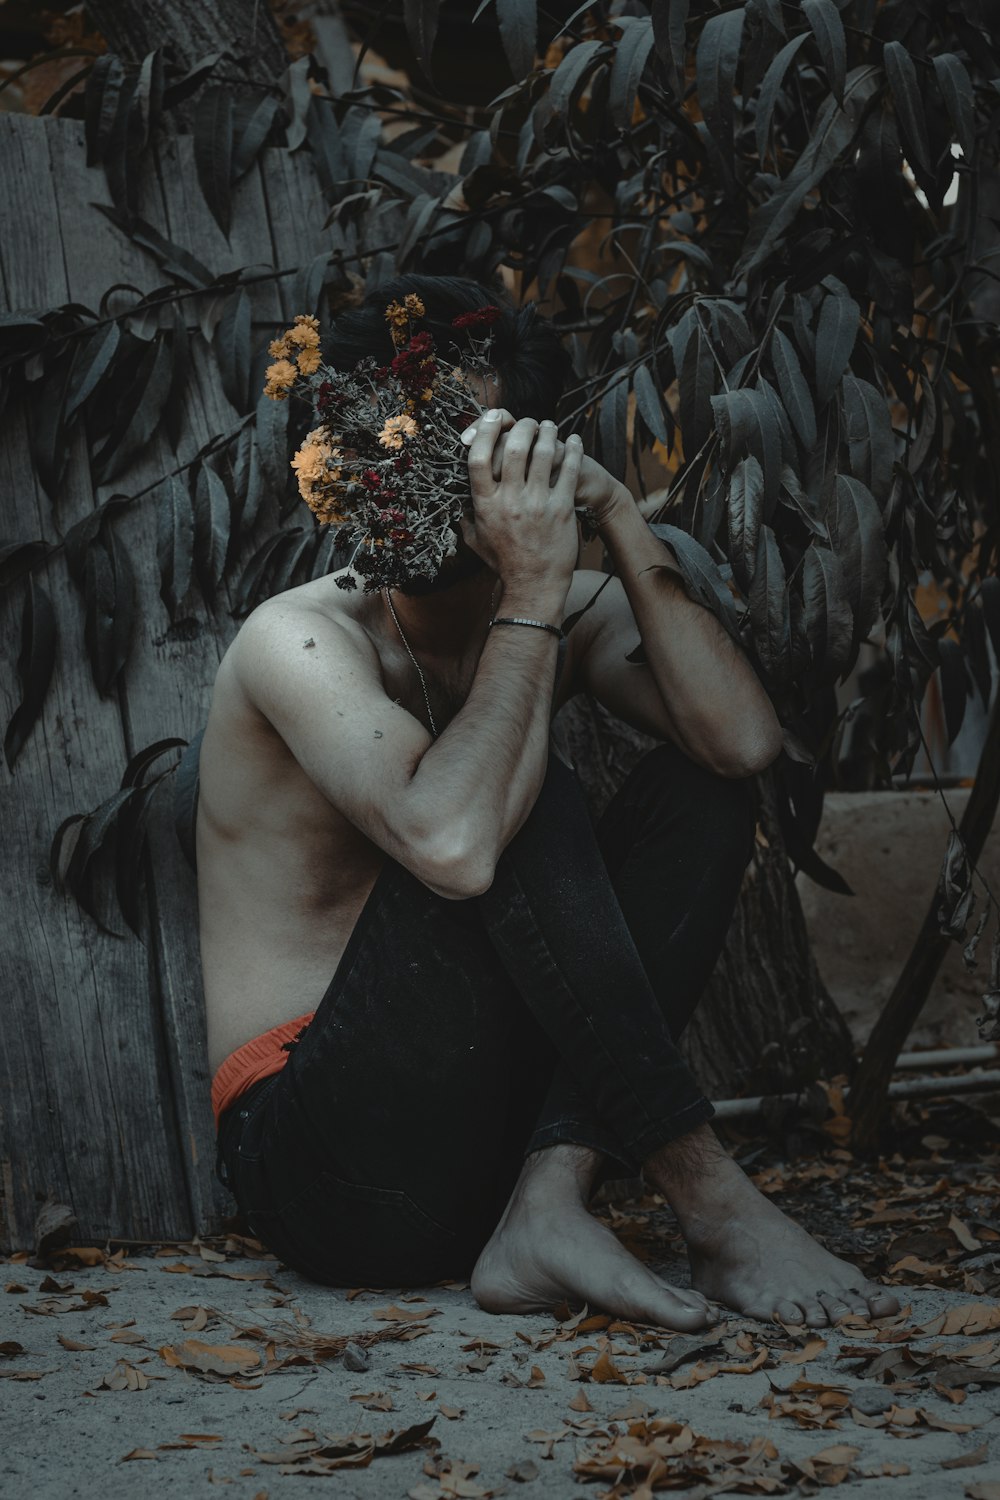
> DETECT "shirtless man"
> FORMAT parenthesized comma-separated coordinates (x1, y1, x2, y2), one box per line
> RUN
(200, 276, 899, 1331)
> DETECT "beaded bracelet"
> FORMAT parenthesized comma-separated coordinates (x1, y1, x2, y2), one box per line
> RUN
(489, 615, 564, 638)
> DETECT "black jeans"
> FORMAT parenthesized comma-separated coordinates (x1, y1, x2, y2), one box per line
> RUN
(214, 740, 757, 1286)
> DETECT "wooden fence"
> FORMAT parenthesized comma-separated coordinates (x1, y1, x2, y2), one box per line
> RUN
(0, 111, 338, 1250)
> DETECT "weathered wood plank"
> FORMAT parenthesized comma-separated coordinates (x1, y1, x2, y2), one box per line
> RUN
(0, 114, 191, 1246)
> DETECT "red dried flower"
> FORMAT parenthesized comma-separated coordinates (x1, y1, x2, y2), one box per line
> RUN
(452, 305, 502, 331)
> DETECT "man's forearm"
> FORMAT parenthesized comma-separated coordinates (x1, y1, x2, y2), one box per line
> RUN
(599, 488, 782, 774)
(408, 582, 567, 877)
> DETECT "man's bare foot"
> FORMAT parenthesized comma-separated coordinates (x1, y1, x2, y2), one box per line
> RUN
(647, 1127, 901, 1329)
(471, 1145, 714, 1332)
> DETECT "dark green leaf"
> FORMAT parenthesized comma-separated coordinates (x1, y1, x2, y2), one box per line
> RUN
(598, 371, 628, 480)
(841, 373, 895, 502)
(84, 52, 124, 166)
(194, 85, 234, 238)
(92, 333, 174, 483)
(214, 287, 251, 413)
(405, 0, 442, 81)
(255, 384, 290, 499)
(542, 40, 606, 132)
(770, 328, 816, 450)
(4, 578, 56, 772)
(232, 90, 282, 177)
(232, 424, 265, 534)
(728, 454, 764, 593)
(91, 205, 214, 288)
(933, 52, 975, 162)
(161, 50, 226, 111)
(750, 524, 792, 684)
(830, 474, 888, 650)
(883, 40, 932, 184)
(156, 474, 194, 618)
(496, 0, 537, 82)
(736, 64, 881, 278)
(610, 17, 655, 130)
(282, 53, 314, 151)
(632, 362, 671, 447)
(813, 282, 859, 407)
(802, 0, 846, 104)
(192, 462, 232, 599)
(754, 32, 809, 160)
(65, 320, 121, 420)
(82, 530, 134, 696)
(649, 522, 740, 636)
(800, 541, 853, 681)
(652, 0, 689, 98)
(121, 738, 186, 789)
(695, 8, 744, 166)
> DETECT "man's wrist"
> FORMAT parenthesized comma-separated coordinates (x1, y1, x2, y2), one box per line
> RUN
(498, 578, 570, 627)
(594, 481, 635, 533)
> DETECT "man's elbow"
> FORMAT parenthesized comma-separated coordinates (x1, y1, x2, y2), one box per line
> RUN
(418, 827, 497, 900)
(712, 725, 783, 779)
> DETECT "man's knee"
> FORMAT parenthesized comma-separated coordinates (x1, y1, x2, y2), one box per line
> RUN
(630, 742, 758, 868)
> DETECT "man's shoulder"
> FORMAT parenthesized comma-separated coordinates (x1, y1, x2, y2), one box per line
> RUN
(231, 576, 373, 673)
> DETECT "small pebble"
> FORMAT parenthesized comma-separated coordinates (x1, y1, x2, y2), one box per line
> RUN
(850, 1386, 895, 1415)
(342, 1342, 370, 1372)
(303, 638, 315, 649)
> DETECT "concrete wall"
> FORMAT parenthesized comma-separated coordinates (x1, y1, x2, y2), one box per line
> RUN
(796, 790, 997, 1050)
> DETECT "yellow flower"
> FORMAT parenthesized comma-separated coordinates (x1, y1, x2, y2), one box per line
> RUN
(264, 358, 298, 399)
(297, 346, 321, 376)
(420, 386, 434, 402)
(378, 413, 420, 450)
(291, 427, 342, 506)
(404, 293, 425, 318)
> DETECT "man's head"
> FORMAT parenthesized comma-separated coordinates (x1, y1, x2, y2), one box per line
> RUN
(322, 276, 571, 596)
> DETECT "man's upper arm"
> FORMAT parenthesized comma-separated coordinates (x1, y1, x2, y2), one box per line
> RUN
(232, 600, 443, 869)
(563, 569, 684, 746)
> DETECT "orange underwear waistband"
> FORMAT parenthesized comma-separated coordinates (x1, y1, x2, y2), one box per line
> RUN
(211, 1012, 316, 1134)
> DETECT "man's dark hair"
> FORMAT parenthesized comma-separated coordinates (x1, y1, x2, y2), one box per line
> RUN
(321, 275, 571, 420)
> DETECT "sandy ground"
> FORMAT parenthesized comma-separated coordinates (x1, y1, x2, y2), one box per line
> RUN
(3, 1177, 1000, 1500)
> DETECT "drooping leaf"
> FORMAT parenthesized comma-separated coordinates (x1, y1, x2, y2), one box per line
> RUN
(813, 282, 860, 407)
(802, 0, 846, 104)
(754, 33, 809, 161)
(193, 84, 235, 238)
(632, 362, 671, 447)
(770, 328, 816, 450)
(609, 17, 655, 130)
(598, 369, 628, 481)
(652, 0, 689, 98)
(937, 828, 975, 940)
(829, 474, 888, 651)
(727, 454, 764, 593)
(695, 7, 745, 166)
(214, 287, 251, 413)
(932, 52, 975, 162)
(90, 205, 214, 288)
(254, 384, 290, 500)
(192, 462, 232, 600)
(736, 64, 881, 278)
(65, 320, 121, 420)
(800, 541, 854, 682)
(404, 0, 442, 81)
(92, 333, 174, 483)
(82, 529, 134, 697)
(882, 40, 933, 185)
(84, 52, 125, 166)
(156, 474, 194, 619)
(749, 524, 792, 684)
(496, 0, 537, 82)
(542, 40, 607, 133)
(232, 90, 282, 178)
(649, 523, 740, 637)
(232, 424, 265, 535)
(841, 373, 895, 502)
(4, 577, 57, 772)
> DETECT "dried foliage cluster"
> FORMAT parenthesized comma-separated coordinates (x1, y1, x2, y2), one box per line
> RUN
(1, 1, 999, 1034)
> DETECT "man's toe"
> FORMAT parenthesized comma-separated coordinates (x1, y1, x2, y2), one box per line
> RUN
(774, 1298, 807, 1326)
(865, 1286, 900, 1317)
(818, 1292, 852, 1324)
(799, 1299, 831, 1328)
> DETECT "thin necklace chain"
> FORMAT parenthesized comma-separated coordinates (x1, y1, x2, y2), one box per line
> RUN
(382, 582, 499, 741)
(383, 586, 438, 738)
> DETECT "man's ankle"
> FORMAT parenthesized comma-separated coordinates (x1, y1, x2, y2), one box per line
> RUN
(517, 1142, 604, 1206)
(643, 1124, 738, 1218)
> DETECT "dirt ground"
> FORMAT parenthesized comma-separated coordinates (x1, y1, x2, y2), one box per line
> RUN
(3, 1105, 1000, 1500)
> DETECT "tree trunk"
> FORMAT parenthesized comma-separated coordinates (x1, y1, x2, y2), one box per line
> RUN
(552, 697, 854, 1100)
(83, 0, 289, 110)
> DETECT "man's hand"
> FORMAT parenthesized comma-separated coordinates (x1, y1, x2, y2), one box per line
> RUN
(460, 413, 630, 530)
(459, 409, 583, 594)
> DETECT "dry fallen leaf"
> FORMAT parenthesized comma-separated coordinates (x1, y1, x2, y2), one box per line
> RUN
(158, 1339, 262, 1378)
(942, 1443, 990, 1470)
(371, 1304, 440, 1323)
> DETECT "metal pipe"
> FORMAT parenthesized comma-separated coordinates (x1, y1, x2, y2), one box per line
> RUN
(713, 1068, 1000, 1121)
(893, 1043, 1000, 1071)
